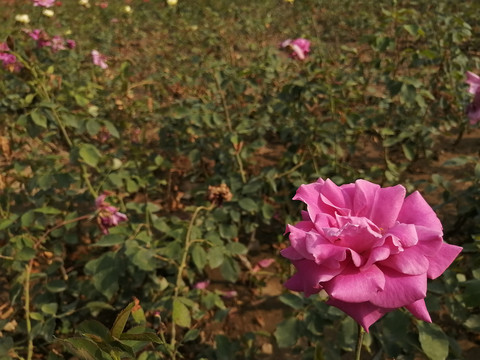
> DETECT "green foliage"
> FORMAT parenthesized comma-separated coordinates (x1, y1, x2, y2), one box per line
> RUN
(0, 0, 478, 359)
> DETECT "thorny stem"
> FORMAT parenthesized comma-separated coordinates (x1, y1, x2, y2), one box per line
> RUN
(170, 204, 215, 358)
(25, 261, 33, 360)
(355, 324, 365, 360)
(213, 73, 247, 184)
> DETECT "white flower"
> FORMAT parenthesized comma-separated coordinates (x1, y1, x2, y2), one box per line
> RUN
(167, 0, 178, 6)
(15, 14, 30, 24)
(124, 5, 132, 13)
(79, 0, 90, 7)
(42, 9, 55, 17)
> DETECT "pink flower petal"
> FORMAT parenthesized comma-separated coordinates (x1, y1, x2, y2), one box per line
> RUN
(369, 268, 427, 308)
(327, 298, 392, 332)
(397, 191, 442, 231)
(405, 298, 432, 323)
(425, 242, 462, 279)
(323, 264, 385, 303)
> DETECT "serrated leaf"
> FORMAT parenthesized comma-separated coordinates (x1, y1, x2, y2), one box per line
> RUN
(79, 143, 102, 167)
(274, 317, 299, 348)
(119, 332, 163, 344)
(30, 110, 47, 128)
(191, 244, 207, 271)
(238, 198, 258, 212)
(173, 298, 191, 328)
(110, 301, 135, 339)
(417, 321, 449, 360)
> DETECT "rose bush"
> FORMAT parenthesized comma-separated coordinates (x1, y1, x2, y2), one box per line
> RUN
(281, 178, 462, 331)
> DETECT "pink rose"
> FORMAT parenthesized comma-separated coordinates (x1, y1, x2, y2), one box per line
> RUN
(95, 193, 128, 234)
(91, 49, 108, 69)
(281, 178, 462, 332)
(0, 42, 22, 72)
(465, 71, 480, 125)
(280, 38, 311, 60)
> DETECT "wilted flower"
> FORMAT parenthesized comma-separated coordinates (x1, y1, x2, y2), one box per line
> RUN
(207, 183, 233, 206)
(66, 39, 76, 49)
(166, 0, 178, 6)
(465, 71, 480, 125)
(221, 290, 238, 298)
(42, 9, 55, 17)
(281, 178, 462, 332)
(95, 193, 128, 234)
(33, 0, 55, 7)
(91, 50, 108, 69)
(15, 14, 31, 24)
(280, 38, 311, 60)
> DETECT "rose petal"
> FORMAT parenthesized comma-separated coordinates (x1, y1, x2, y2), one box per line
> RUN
(323, 264, 385, 303)
(397, 191, 442, 231)
(425, 242, 462, 279)
(405, 299, 432, 323)
(369, 268, 426, 308)
(379, 246, 430, 275)
(327, 298, 392, 332)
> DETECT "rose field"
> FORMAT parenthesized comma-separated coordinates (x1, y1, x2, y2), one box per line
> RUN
(2, 0, 480, 359)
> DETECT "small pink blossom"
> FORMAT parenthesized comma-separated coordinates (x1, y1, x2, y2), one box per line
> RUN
(281, 178, 462, 332)
(95, 193, 128, 234)
(280, 38, 311, 60)
(33, 0, 56, 7)
(0, 42, 22, 72)
(465, 71, 480, 125)
(193, 280, 210, 290)
(28, 29, 51, 48)
(50, 36, 66, 52)
(91, 50, 108, 69)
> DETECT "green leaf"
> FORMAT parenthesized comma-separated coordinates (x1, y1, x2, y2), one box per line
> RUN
(173, 298, 191, 328)
(278, 293, 304, 310)
(417, 321, 449, 360)
(110, 301, 135, 339)
(41, 303, 58, 316)
(30, 110, 47, 128)
(79, 143, 102, 167)
(208, 246, 224, 268)
(34, 207, 62, 215)
(463, 279, 480, 307)
(86, 119, 101, 136)
(78, 320, 113, 342)
(183, 329, 200, 343)
(119, 332, 163, 344)
(191, 244, 207, 271)
(220, 257, 240, 282)
(94, 234, 126, 247)
(0, 215, 18, 230)
(225, 242, 247, 255)
(46, 280, 67, 293)
(274, 317, 299, 348)
(238, 198, 258, 212)
(59, 338, 110, 360)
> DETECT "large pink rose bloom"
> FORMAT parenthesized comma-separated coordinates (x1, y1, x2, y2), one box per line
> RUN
(281, 178, 462, 332)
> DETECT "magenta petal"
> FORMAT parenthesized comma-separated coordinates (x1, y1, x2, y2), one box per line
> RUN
(425, 242, 462, 279)
(466, 71, 480, 94)
(369, 268, 426, 308)
(405, 299, 431, 323)
(379, 246, 429, 275)
(327, 298, 392, 332)
(370, 185, 406, 229)
(280, 246, 303, 261)
(284, 260, 325, 296)
(386, 223, 418, 248)
(397, 191, 442, 231)
(323, 264, 385, 303)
